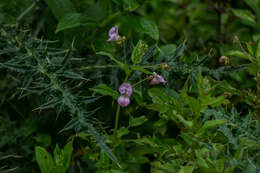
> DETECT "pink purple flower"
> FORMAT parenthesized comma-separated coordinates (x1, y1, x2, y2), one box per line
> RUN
(107, 26, 120, 42)
(119, 82, 132, 97)
(117, 82, 132, 107)
(117, 95, 130, 107)
(149, 72, 167, 85)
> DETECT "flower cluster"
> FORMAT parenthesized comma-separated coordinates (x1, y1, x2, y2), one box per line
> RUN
(107, 26, 120, 42)
(219, 56, 229, 65)
(117, 83, 132, 107)
(109, 27, 166, 107)
(148, 72, 167, 85)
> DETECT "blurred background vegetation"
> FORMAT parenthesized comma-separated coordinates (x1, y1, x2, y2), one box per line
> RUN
(0, 0, 259, 172)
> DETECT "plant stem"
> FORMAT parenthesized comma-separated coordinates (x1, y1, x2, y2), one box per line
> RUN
(132, 77, 150, 87)
(17, 2, 36, 21)
(113, 103, 121, 138)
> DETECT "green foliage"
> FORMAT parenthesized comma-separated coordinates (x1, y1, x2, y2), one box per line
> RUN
(0, 0, 260, 172)
(35, 140, 73, 173)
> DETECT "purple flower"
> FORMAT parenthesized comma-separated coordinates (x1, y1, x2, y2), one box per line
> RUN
(107, 26, 120, 42)
(149, 72, 167, 85)
(117, 95, 130, 107)
(119, 82, 132, 97)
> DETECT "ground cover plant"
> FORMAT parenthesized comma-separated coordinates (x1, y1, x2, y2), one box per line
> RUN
(0, 0, 259, 172)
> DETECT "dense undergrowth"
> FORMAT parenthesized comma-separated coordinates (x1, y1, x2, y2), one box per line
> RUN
(0, 0, 259, 172)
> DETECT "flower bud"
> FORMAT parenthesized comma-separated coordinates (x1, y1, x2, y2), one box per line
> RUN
(219, 56, 229, 65)
(107, 26, 121, 42)
(117, 95, 130, 107)
(119, 83, 132, 97)
(149, 72, 167, 85)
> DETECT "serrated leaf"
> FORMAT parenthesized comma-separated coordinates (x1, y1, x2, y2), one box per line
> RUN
(197, 119, 227, 136)
(87, 124, 121, 168)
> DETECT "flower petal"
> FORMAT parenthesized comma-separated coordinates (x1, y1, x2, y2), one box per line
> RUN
(117, 95, 130, 107)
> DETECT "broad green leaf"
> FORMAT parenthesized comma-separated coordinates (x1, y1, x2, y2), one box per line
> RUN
(35, 134, 51, 147)
(129, 115, 148, 127)
(226, 50, 251, 60)
(91, 84, 119, 99)
(232, 9, 256, 27)
(139, 18, 159, 40)
(52, 140, 73, 173)
(62, 140, 73, 171)
(131, 40, 148, 64)
(146, 103, 169, 113)
(117, 127, 130, 138)
(170, 110, 193, 129)
(201, 95, 228, 107)
(197, 119, 227, 136)
(245, 0, 260, 18)
(56, 13, 96, 32)
(195, 149, 210, 169)
(53, 145, 64, 173)
(132, 90, 143, 105)
(180, 133, 193, 146)
(44, 0, 75, 20)
(124, 0, 140, 11)
(35, 147, 55, 173)
(246, 42, 254, 55)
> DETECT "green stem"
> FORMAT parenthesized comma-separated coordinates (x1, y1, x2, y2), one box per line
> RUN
(132, 77, 150, 88)
(78, 64, 118, 71)
(113, 104, 121, 138)
(78, 63, 166, 71)
(17, 2, 36, 21)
